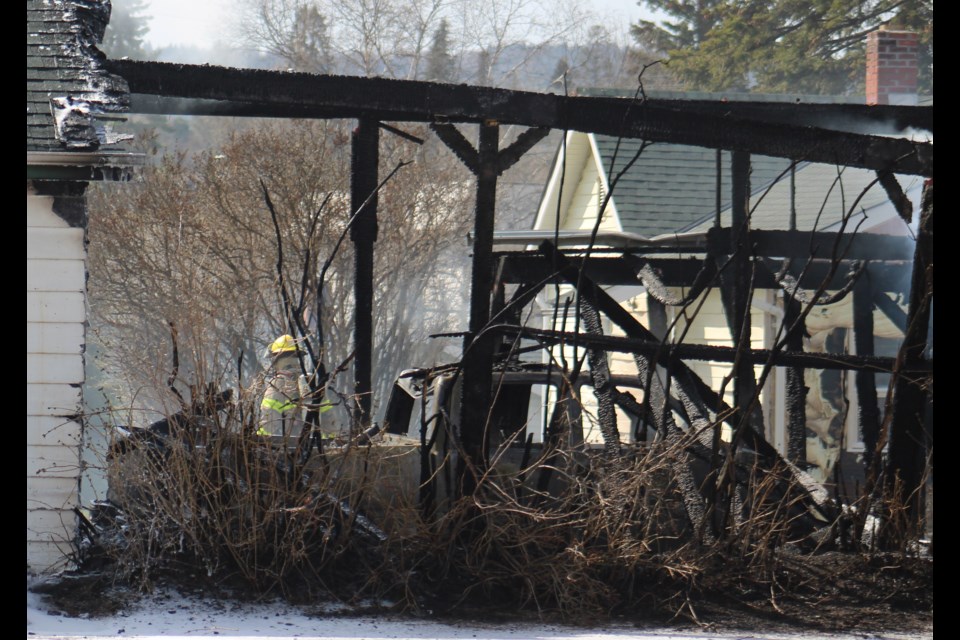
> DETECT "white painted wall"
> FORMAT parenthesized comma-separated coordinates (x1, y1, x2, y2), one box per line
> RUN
(26, 183, 86, 573)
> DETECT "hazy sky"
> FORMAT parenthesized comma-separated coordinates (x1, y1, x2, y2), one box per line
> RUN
(139, 0, 661, 49)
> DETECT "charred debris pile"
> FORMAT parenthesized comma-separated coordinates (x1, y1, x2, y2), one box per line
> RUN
(74, 63, 932, 620)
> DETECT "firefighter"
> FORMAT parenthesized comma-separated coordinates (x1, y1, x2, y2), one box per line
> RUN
(258, 334, 336, 444)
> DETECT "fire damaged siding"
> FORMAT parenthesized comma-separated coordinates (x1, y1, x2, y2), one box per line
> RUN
(26, 186, 86, 572)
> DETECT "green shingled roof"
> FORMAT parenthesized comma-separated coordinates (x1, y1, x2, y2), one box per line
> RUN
(27, 0, 129, 153)
(594, 136, 793, 237)
(685, 163, 923, 234)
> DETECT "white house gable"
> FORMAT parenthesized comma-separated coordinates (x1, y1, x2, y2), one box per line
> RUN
(533, 132, 621, 234)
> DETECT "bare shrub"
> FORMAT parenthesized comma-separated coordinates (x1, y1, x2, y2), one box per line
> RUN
(100, 380, 402, 599)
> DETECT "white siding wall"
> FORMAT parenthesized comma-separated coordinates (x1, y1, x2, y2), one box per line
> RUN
(27, 184, 86, 573)
(562, 162, 619, 232)
(673, 289, 769, 438)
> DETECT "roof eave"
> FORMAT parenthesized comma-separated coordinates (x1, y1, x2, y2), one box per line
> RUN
(27, 150, 145, 181)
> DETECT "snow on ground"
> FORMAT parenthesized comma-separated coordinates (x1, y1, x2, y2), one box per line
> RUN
(27, 584, 929, 640)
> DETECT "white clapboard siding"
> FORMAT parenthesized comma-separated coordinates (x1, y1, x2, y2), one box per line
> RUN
(27, 322, 85, 355)
(27, 416, 82, 446)
(27, 192, 69, 228)
(26, 291, 86, 323)
(27, 444, 81, 477)
(27, 226, 85, 259)
(27, 540, 75, 573)
(27, 383, 82, 416)
(27, 259, 86, 292)
(535, 132, 592, 232)
(563, 163, 619, 232)
(27, 476, 79, 508)
(28, 189, 86, 573)
(27, 353, 84, 385)
(26, 509, 76, 543)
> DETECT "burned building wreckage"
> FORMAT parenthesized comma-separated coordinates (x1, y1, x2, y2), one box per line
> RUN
(96, 58, 931, 560)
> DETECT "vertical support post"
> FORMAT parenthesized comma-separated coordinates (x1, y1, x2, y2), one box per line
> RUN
(883, 179, 933, 541)
(720, 151, 764, 433)
(783, 158, 806, 464)
(784, 294, 808, 465)
(714, 148, 722, 229)
(458, 120, 499, 497)
(853, 274, 880, 475)
(350, 117, 379, 434)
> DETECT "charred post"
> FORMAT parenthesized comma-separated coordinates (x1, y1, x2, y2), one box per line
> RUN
(784, 294, 808, 466)
(458, 120, 500, 496)
(853, 274, 881, 475)
(350, 117, 380, 434)
(883, 179, 933, 542)
(579, 298, 621, 456)
(721, 151, 765, 435)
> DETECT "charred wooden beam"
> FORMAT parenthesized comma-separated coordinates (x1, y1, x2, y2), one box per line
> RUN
(872, 290, 908, 334)
(497, 127, 550, 174)
(495, 280, 545, 327)
(498, 254, 706, 286)
(458, 121, 500, 496)
(877, 170, 914, 224)
(884, 179, 933, 539)
(350, 118, 379, 432)
(430, 123, 478, 174)
(489, 325, 929, 374)
(628, 98, 932, 135)
(707, 228, 917, 262)
(783, 295, 807, 466)
(108, 60, 932, 176)
(495, 254, 913, 300)
(720, 151, 765, 435)
(536, 242, 834, 529)
(378, 121, 425, 145)
(580, 298, 621, 456)
(853, 275, 881, 476)
(637, 259, 717, 306)
(771, 259, 864, 307)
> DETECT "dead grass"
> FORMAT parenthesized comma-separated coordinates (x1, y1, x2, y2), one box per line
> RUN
(79, 383, 931, 628)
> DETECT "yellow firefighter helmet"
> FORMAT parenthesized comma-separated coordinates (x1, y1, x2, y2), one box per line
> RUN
(269, 334, 299, 354)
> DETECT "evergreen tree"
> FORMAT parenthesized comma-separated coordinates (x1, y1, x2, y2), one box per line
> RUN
(425, 18, 455, 82)
(288, 4, 333, 73)
(475, 48, 491, 86)
(101, 0, 153, 59)
(633, 0, 932, 95)
(631, 0, 725, 53)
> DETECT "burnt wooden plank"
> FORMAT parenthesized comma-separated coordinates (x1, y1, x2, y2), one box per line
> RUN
(883, 179, 933, 539)
(350, 118, 379, 432)
(457, 122, 500, 496)
(108, 60, 931, 175)
(720, 151, 764, 435)
(853, 275, 881, 476)
(491, 325, 928, 374)
(783, 294, 808, 466)
(497, 254, 912, 292)
(707, 228, 916, 261)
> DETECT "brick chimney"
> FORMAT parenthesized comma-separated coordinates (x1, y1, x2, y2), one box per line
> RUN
(866, 28, 919, 105)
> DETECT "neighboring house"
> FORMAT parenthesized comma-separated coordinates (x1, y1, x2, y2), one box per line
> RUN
(27, 0, 136, 573)
(524, 32, 927, 485)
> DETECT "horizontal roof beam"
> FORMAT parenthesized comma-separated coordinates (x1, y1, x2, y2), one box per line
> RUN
(706, 228, 917, 261)
(492, 324, 931, 374)
(495, 253, 911, 291)
(106, 60, 932, 176)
